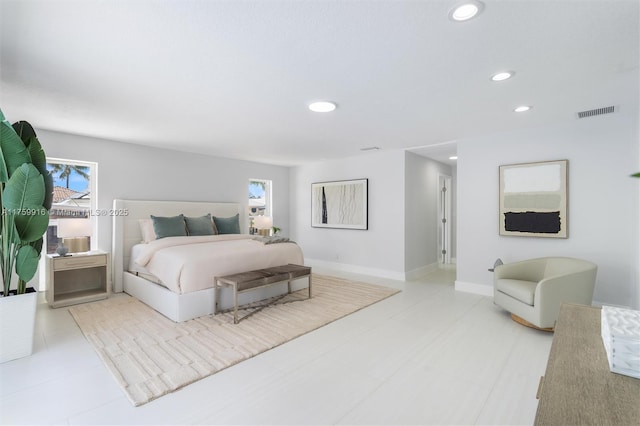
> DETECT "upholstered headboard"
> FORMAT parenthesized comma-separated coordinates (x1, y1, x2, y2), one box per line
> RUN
(111, 199, 244, 293)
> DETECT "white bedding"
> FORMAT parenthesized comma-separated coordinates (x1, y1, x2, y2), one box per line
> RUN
(128, 244, 163, 285)
(130, 234, 304, 294)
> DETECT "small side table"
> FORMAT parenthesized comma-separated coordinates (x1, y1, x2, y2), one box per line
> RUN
(45, 251, 110, 308)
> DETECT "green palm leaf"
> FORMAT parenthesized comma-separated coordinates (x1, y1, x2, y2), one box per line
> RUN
(2, 163, 45, 211)
(0, 117, 31, 182)
(0, 110, 50, 296)
(15, 245, 39, 283)
(14, 208, 49, 243)
(42, 171, 54, 211)
(12, 121, 37, 147)
(26, 135, 47, 177)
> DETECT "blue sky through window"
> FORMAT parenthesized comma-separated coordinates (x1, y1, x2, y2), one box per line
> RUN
(47, 164, 90, 192)
(249, 181, 265, 199)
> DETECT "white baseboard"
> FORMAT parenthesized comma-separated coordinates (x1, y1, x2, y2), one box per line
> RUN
(304, 259, 445, 282)
(454, 280, 493, 297)
(304, 258, 406, 281)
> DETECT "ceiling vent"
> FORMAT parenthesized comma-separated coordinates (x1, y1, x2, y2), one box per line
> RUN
(576, 105, 616, 119)
(360, 146, 380, 151)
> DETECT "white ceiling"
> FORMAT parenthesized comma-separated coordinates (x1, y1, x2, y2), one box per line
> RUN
(1, 0, 638, 167)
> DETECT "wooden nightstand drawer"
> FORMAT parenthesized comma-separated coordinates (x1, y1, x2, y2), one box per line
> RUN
(53, 254, 107, 271)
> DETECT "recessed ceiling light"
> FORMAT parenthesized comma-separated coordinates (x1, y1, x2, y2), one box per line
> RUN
(449, 1, 484, 22)
(514, 105, 531, 113)
(491, 71, 515, 81)
(308, 101, 337, 112)
(449, 156, 458, 160)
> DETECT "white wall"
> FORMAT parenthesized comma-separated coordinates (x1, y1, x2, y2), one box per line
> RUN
(290, 149, 451, 280)
(37, 128, 290, 260)
(404, 151, 453, 276)
(456, 109, 639, 308)
(290, 149, 406, 279)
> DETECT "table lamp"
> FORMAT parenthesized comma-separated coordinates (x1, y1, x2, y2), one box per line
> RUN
(56, 218, 91, 255)
(253, 215, 273, 236)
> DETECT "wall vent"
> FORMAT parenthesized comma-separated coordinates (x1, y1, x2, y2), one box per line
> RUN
(576, 105, 616, 119)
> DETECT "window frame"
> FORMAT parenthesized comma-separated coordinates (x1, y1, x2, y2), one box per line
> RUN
(45, 157, 98, 252)
(248, 178, 272, 226)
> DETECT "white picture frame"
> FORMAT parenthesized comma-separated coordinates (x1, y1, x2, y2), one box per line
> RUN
(499, 160, 568, 238)
(311, 179, 368, 230)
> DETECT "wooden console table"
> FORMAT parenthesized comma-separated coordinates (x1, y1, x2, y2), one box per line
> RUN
(535, 303, 640, 425)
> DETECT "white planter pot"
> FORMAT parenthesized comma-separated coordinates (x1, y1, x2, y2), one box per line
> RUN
(0, 288, 38, 363)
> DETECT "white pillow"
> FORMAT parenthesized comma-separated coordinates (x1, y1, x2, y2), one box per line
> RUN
(139, 219, 156, 243)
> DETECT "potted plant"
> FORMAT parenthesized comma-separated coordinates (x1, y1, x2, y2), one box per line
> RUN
(0, 108, 52, 363)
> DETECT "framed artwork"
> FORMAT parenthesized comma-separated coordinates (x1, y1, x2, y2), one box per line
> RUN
(499, 160, 568, 238)
(311, 179, 368, 230)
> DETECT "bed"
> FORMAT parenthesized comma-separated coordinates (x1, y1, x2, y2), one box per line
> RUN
(112, 199, 305, 322)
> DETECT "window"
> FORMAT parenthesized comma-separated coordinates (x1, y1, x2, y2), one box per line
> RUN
(248, 179, 272, 233)
(45, 158, 97, 254)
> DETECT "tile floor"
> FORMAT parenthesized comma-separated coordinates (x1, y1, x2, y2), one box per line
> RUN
(0, 266, 553, 425)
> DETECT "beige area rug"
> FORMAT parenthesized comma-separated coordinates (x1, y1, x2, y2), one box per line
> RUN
(69, 274, 399, 406)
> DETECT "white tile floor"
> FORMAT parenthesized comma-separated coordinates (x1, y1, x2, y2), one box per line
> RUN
(0, 266, 553, 425)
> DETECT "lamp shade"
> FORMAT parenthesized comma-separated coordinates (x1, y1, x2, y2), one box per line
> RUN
(57, 218, 91, 238)
(253, 215, 273, 230)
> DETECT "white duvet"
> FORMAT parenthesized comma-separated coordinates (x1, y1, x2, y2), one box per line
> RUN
(132, 235, 304, 294)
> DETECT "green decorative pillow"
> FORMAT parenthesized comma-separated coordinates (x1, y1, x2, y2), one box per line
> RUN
(185, 214, 215, 236)
(150, 214, 187, 239)
(213, 214, 241, 234)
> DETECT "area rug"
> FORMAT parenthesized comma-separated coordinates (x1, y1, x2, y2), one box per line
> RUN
(69, 274, 399, 406)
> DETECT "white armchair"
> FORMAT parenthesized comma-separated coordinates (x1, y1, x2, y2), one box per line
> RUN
(493, 257, 597, 330)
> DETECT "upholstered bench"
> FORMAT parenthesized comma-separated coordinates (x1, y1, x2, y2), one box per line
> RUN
(214, 264, 312, 324)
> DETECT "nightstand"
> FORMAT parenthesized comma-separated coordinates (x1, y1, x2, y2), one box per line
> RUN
(45, 251, 110, 308)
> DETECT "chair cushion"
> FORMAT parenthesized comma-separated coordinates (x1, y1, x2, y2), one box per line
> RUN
(496, 279, 537, 306)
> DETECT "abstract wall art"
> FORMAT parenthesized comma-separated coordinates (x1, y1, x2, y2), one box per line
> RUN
(311, 179, 368, 230)
(499, 160, 568, 238)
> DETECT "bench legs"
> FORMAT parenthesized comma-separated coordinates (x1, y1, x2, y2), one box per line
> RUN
(215, 279, 240, 324)
(286, 274, 312, 299)
(215, 273, 312, 324)
(233, 283, 239, 324)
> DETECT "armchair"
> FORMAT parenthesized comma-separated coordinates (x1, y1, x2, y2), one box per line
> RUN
(493, 257, 597, 331)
